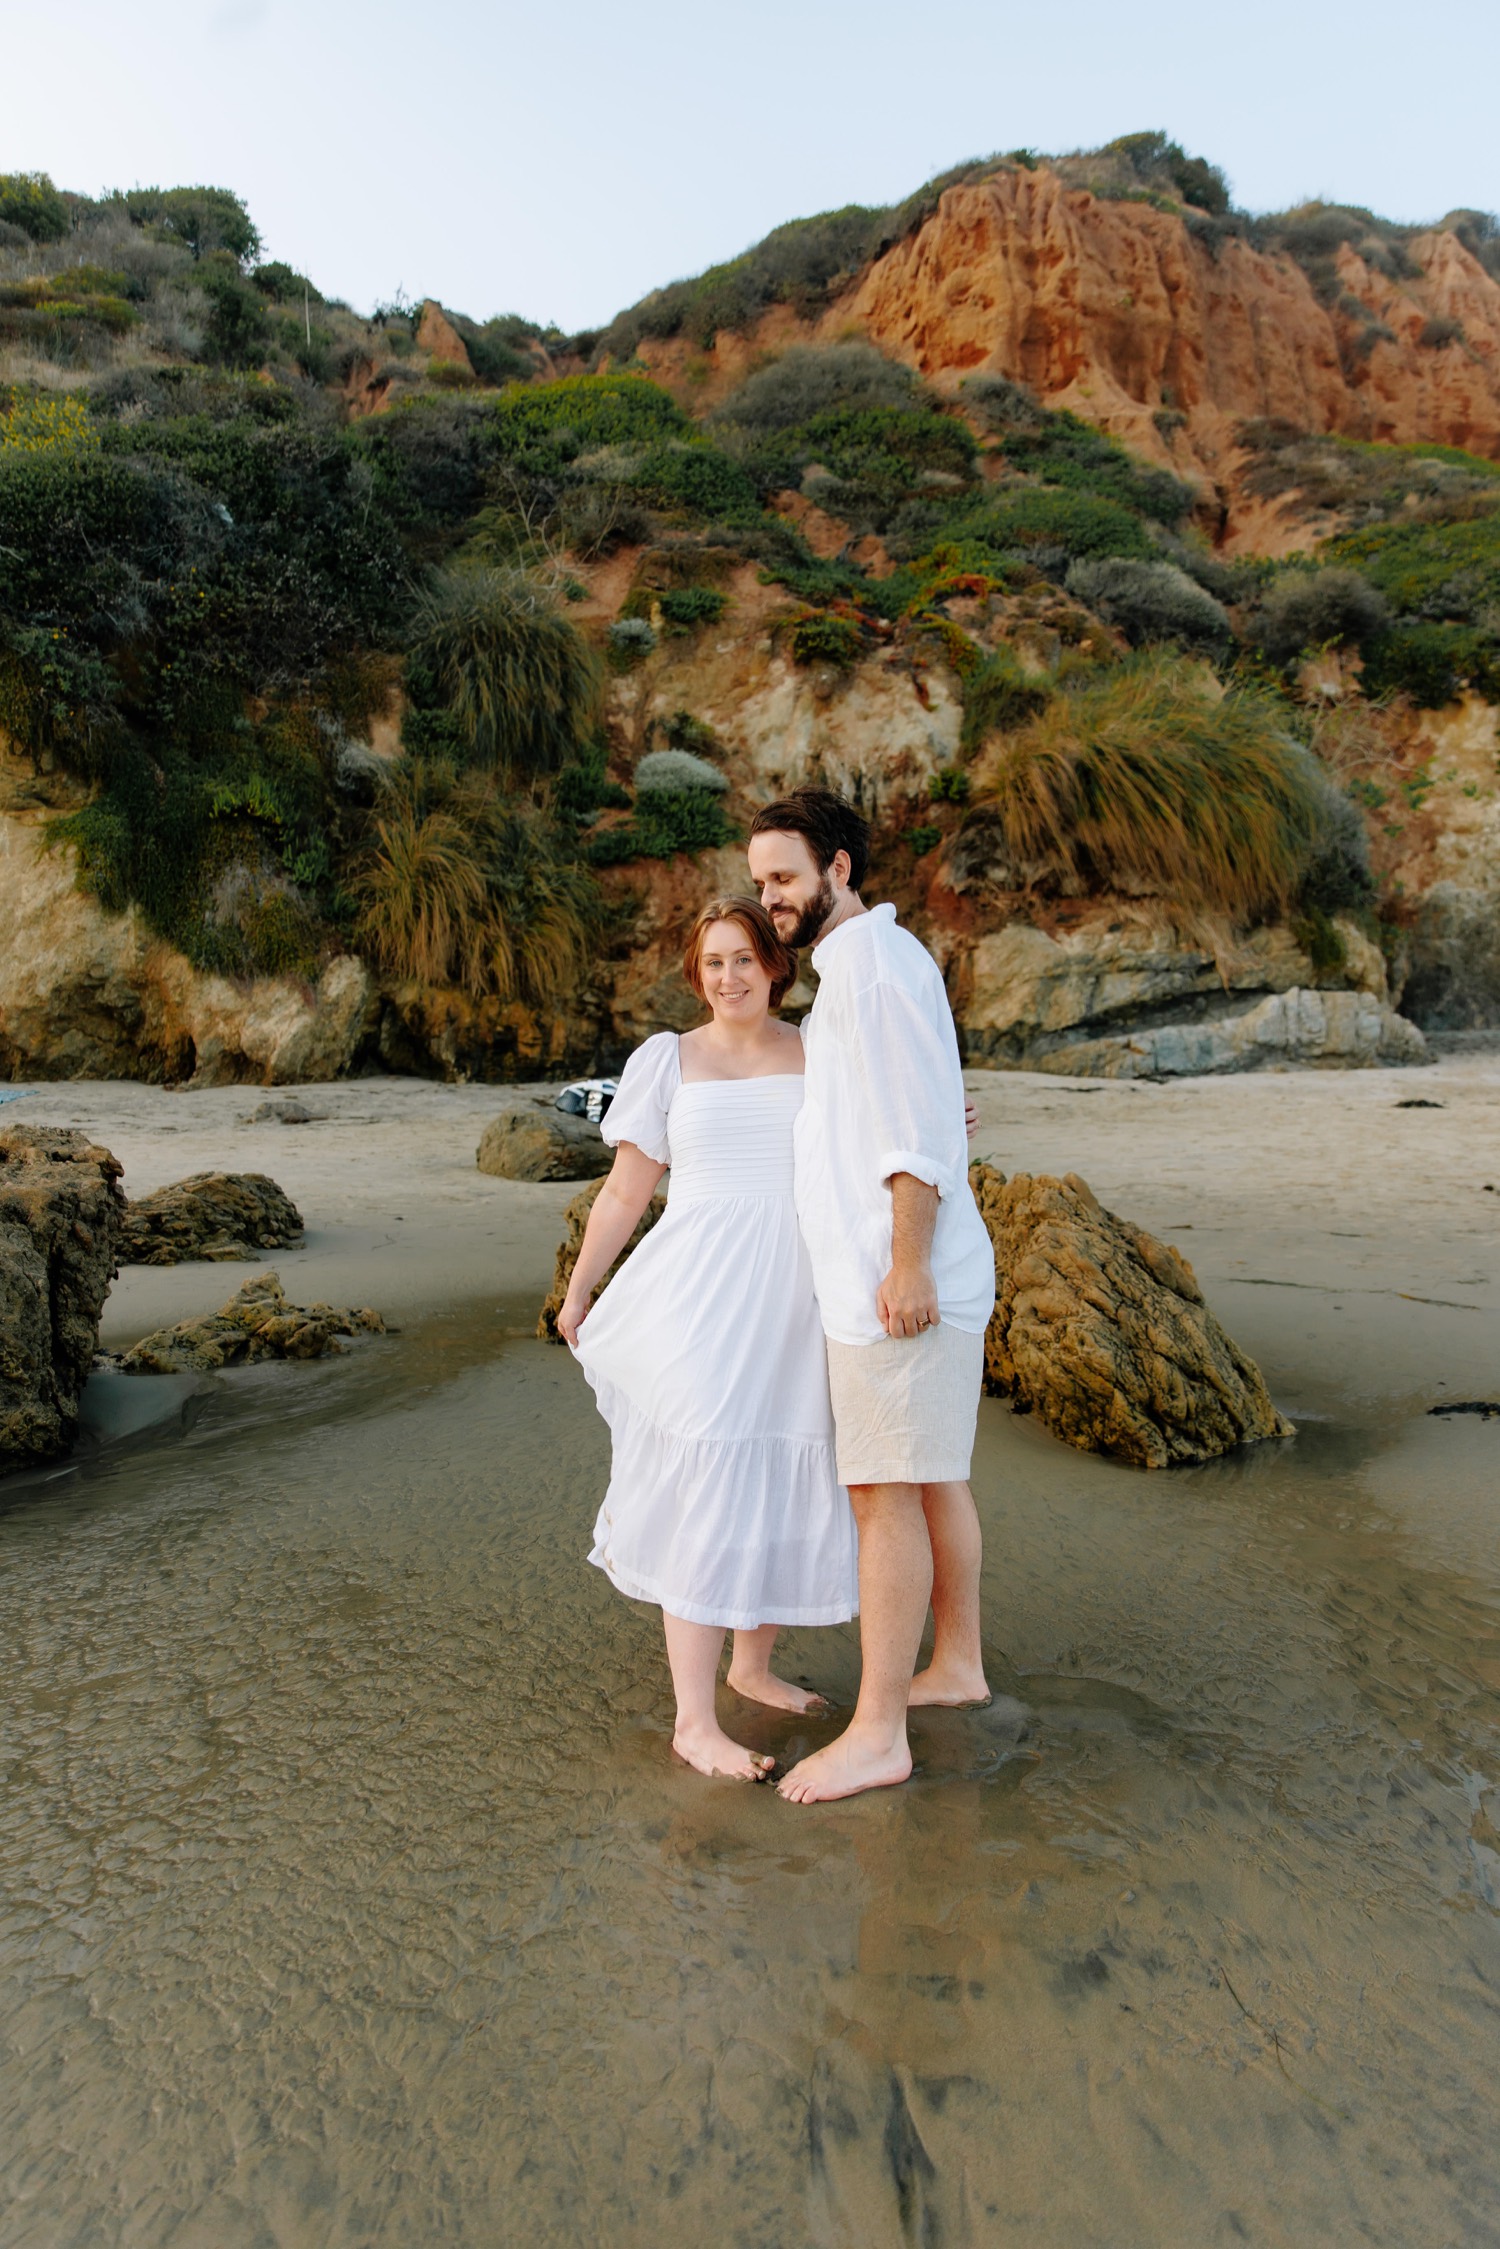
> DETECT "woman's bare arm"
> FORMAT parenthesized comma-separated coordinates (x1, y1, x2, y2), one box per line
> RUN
(556, 1143, 668, 1345)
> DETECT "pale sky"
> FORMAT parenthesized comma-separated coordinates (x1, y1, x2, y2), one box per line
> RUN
(4, 0, 1497, 333)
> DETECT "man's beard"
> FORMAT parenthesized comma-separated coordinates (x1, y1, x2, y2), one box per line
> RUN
(776, 874, 836, 953)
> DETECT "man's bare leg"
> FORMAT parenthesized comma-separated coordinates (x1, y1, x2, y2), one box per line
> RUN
(726, 1623, 829, 1714)
(778, 1484, 930, 1803)
(909, 1479, 990, 1706)
(662, 1612, 773, 1781)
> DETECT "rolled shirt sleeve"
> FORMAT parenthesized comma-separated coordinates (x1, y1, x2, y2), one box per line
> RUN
(851, 978, 966, 1201)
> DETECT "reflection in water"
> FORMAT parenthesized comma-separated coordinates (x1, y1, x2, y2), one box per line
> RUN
(1, 1308, 1497, 2247)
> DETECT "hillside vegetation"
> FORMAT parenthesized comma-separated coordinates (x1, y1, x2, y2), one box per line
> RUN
(2, 148, 1498, 1056)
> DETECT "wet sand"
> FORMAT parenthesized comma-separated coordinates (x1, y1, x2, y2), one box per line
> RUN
(1, 1062, 1497, 2246)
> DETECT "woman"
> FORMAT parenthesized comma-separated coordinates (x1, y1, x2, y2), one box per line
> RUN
(557, 898, 855, 1782)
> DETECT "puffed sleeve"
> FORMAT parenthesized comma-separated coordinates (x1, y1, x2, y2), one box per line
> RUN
(600, 1032, 678, 1165)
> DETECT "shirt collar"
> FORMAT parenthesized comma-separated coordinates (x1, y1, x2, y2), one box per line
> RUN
(813, 901, 894, 960)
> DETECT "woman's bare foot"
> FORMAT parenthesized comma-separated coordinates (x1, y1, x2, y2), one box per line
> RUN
(776, 1725, 912, 1804)
(724, 1663, 829, 1715)
(908, 1660, 991, 1709)
(672, 1722, 774, 1782)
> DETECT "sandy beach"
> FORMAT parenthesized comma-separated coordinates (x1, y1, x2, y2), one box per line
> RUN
(2, 1058, 1497, 2246)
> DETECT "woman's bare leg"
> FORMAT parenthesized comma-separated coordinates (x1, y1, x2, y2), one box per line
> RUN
(663, 1612, 773, 1780)
(726, 1622, 829, 1714)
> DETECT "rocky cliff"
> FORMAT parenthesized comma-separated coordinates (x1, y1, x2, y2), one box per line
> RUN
(631, 163, 1500, 535)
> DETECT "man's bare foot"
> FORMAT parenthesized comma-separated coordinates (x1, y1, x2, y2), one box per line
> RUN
(908, 1661, 991, 1709)
(672, 1722, 774, 1782)
(777, 1727, 912, 1804)
(724, 1664, 830, 1716)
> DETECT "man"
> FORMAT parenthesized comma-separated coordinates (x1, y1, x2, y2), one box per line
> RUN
(747, 788, 996, 1803)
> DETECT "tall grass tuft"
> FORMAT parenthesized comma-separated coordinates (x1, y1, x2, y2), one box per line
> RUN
(982, 654, 1325, 919)
(407, 568, 601, 785)
(352, 760, 596, 1001)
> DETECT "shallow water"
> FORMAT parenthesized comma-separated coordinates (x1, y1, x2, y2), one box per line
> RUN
(1, 1301, 1498, 2248)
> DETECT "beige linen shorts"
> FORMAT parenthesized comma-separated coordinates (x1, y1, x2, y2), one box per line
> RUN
(825, 1322, 985, 1486)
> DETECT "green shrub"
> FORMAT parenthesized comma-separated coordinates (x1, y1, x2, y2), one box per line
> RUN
(634, 748, 727, 793)
(1067, 557, 1232, 650)
(1249, 566, 1390, 664)
(657, 585, 727, 626)
(711, 344, 921, 432)
(407, 567, 601, 780)
(553, 752, 630, 822)
(1361, 621, 1500, 706)
(929, 766, 970, 803)
(491, 372, 689, 457)
(1325, 509, 1500, 621)
(607, 616, 656, 670)
(1291, 907, 1349, 976)
(196, 261, 272, 368)
(0, 172, 69, 242)
(993, 407, 1193, 524)
(951, 487, 1154, 566)
(983, 653, 1326, 917)
(587, 785, 733, 863)
(252, 262, 323, 306)
(907, 825, 941, 854)
(626, 442, 760, 525)
(790, 611, 864, 668)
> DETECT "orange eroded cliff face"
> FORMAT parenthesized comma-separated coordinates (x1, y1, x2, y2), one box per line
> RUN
(838, 172, 1500, 486)
(632, 166, 1500, 537)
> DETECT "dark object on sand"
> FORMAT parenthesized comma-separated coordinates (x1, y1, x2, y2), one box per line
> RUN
(1428, 1400, 1500, 1420)
(556, 1078, 618, 1125)
(477, 1105, 613, 1183)
(251, 1099, 315, 1124)
(971, 1162, 1294, 1469)
(119, 1173, 305, 1265)
(0, 1124, 125, 1472)
(1395, 1099, 1445, 1109)
(113, 1271, 384, 1374)
(538, 1176, 665, 1341)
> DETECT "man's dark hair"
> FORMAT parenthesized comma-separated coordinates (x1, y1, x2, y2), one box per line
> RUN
(748, 787, 870, 891)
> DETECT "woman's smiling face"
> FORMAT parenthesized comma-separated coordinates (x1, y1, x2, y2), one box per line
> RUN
(698, 920, 774, 1025)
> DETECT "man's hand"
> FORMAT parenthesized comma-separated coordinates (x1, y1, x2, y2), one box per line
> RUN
(876, 1261, 941, 1340)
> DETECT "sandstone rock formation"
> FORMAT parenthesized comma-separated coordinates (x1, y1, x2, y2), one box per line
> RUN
(115, 1272, 384, 1374)
(477, 1106, 613, 1183)
(971, 1163, 1293, 1468)
(0, 1124, 125, 1473)
(416, 301, 472, 372)
(119, 1174, 305, 1265)
(0, 790, 379, 1083)
(537, 1176, 665, 1341)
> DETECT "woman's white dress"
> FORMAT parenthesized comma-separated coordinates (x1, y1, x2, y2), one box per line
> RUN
(572, 1031, 858, 1631)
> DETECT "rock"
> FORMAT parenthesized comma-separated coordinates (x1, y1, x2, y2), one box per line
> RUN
(115, 1272, 383, 1375)
(0, 783, 379, 1085)
(416, 300, 473, 371)
(0, 1124, 125, 1472)
(538, 1176, 665, 1341)
(971, 1163, 1294, 1468)
(477, 1105, 613, 1183)
(119, 1174, 305, 1265)
(1032, 986, 1427, 1079)
(250, 1099, 314, 1124)
(952, 913, 1423, 1076)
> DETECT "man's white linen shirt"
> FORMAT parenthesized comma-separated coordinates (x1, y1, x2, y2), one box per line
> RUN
(794, 902, 996, 1347)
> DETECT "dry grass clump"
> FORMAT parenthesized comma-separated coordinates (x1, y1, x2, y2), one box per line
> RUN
(352, 761, 596, 1001)
(981, 654, 1325, 918)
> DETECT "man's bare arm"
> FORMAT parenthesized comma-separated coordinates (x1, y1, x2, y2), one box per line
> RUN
(876, 1173, 940, 1339)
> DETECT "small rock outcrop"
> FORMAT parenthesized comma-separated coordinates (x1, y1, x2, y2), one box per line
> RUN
(0, 1124, 125, 1472)
(116, 1271, 384, 1374)
(119, 1173, 305, 1265)
(538, 1176, 665, 1341)
(971, 1163, 1293, 1468)
(478, 1106, 613, 1183)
